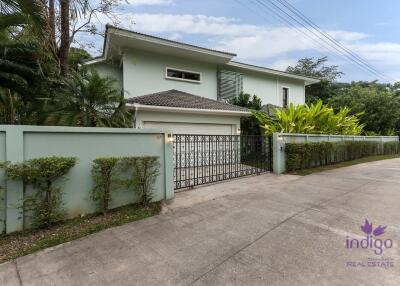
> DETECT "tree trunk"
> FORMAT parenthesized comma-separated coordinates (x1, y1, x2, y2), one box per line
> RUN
(59, 0, 70, 76)
(48, 0, 56, 48)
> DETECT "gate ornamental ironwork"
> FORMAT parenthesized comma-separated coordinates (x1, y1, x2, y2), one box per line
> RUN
(173, 135, 272, 190)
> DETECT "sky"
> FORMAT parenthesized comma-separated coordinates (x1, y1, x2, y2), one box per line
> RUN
(78, 0, 400, 83)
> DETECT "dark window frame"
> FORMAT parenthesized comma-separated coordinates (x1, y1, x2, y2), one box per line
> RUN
(282, 87, 289, 108)
(165, 67, 201, 83)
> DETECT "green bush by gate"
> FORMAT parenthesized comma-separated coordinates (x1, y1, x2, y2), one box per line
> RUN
(285, 141, 400, 171)
(272, 133, 399, 174)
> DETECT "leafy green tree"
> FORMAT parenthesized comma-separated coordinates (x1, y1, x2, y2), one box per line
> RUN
(69, 47, 91, 71)
(286, 57, 344, 104)
(44, 70, 132, 127)
(253, 100, 364, 135)
(329, 84, 400, 135)
(229, 92, 262, 135)
(0, 0, 62, 124)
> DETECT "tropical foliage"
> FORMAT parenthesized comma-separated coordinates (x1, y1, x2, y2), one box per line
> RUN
(253, 100, 364, 135)
(0, 0, 130, 127)
(329, 84, 400, 135)
(229, 92, 262, 135)
(44, 70, 132, 127)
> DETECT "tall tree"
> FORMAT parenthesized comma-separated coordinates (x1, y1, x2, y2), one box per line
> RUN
(329, 83, 400, 135)
(46, 0, 122, 76)
(59, 0, 69, 76)
(286, 57, 344, 104)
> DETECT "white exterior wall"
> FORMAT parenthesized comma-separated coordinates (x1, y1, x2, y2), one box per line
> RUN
(90, 62, 123, 90)
(277, 78, 306, 106)
(122, 50, 219, 99)
(90, 52, 308, 107)
(241, 71, 306, 107)
(135, 110, 241, 135)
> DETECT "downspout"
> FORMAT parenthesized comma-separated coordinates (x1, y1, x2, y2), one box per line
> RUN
(133, 104, 139, 128)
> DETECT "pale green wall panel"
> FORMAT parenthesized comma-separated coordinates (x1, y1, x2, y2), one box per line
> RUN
(278, 78, 306, 106)
(137, 110, 241, 126)
(1, 126, 173, 233)
(242, 72, 279, 106)
(123, 50, 218, 99)
(90, 62, 123, 90)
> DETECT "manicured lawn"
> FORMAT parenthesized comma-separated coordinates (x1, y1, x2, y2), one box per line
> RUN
(0, 202, 161, 264)
(286, 154, 400, 176)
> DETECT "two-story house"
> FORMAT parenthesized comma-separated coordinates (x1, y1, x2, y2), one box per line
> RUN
(86, 25, 319, 135)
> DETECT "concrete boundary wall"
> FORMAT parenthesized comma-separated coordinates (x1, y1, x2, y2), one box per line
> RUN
(0, 125, 174, 234)
(272, 133, 399, 175)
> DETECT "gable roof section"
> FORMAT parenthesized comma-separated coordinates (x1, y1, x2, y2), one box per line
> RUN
(226, 61, 320, 85)
(125, 90, 249, 115)
(84, 25, 319, 84)
(85, 25, 236, 65)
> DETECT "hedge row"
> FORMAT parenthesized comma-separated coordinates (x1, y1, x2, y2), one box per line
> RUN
(285, 141, 400, 171)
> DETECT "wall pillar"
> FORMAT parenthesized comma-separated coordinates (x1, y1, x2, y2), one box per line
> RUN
(5, 127, 24, 233)
(272, 133, 285, 174)
(164, 133, 174, 200)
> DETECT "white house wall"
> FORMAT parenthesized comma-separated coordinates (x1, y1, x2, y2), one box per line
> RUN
(91, 61, 123, 90)
(227, 68, 306, 107)
(123, 50, 219, 99)
(135, 110, 241, 135)
(277, 77, 306, 106)
(241, 72, 280, 106)
(90, 52, 307, 107)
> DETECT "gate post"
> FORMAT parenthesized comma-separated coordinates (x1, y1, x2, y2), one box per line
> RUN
(272, 133, 286, 174)
(164, 133, 174, 200)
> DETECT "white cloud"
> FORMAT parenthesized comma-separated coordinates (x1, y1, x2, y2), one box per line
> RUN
(88, 12, 400, 82)
(126, 0, 173, 6)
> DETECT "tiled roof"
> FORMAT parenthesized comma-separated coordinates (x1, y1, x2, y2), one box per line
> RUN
(125, 90, 249, 112)
(105, 25, 237, 57)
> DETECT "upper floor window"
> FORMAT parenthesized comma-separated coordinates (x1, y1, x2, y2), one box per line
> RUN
(166, 67, 201, 83)
(282, 87, 289, 108)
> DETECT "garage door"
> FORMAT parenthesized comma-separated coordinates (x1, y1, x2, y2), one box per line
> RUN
(142, 121, 233, 135)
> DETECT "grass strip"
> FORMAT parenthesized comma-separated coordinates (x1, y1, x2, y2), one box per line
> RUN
(286, 154, 400, 176)
(0, 202, 161, 264)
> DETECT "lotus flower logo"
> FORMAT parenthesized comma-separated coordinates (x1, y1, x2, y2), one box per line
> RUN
(346, 219, 392, 255)
(361, 219, 387, 236)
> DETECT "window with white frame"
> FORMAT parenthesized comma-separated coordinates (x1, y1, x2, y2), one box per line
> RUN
(282, 87, 289, 108)
(166, 67, 201, 83)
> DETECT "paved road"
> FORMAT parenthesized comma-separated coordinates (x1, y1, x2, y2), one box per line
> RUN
(1, 159, 400, 285)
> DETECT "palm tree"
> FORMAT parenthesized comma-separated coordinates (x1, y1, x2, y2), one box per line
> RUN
(0, 0, 53, 99)
(44, 70, 133, 127)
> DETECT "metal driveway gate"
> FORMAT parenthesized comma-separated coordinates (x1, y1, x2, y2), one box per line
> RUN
(173, 135, 272, 190)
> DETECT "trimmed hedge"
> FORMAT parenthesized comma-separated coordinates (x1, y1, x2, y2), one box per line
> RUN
(286, 141, 400, 171)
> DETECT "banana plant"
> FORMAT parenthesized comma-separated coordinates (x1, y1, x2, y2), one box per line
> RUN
(252, 100, 364, 135)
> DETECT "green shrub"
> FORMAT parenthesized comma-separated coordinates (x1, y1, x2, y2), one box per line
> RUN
(6, 157, 77, 228)
(285, 141, 399, 171)
(119, 156, 160, 207)
(384, 141, 400, 154)
(253, 100, 364, 135)
(91, 157, 120, 214)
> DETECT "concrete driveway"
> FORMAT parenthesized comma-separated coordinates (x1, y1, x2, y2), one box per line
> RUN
(1, 159, 400, 286)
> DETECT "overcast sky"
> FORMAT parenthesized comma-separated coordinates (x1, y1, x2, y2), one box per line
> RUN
(77, 0, 400, 83)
